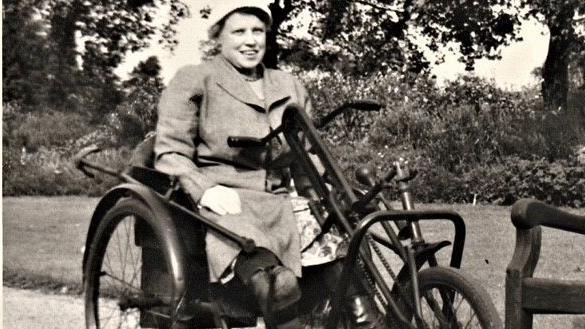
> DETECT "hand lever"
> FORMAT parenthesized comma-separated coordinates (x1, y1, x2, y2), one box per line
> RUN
(227, 136, 264, 148)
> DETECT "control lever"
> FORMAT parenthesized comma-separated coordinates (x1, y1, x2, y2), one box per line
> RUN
(226, 136, 264, 148)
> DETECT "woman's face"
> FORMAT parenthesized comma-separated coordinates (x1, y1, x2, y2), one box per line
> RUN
(217, 12, 267, 70)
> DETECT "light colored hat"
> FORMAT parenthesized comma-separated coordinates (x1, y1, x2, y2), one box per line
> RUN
(207, 1, 272, 37)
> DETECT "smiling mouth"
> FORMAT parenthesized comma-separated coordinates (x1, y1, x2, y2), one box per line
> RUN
(241, 50, 258, 56)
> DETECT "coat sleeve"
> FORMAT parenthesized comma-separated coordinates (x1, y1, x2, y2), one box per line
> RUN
(154, 65, 216, 202)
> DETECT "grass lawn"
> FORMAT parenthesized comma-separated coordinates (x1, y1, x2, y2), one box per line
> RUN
(3, 196, 585, 328)
(3, 196, 99, 292)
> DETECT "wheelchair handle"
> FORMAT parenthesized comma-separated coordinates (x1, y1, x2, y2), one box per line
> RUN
(73, 144, 120, 178)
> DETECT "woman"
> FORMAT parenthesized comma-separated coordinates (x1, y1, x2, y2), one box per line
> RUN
(154, 2, 382, 328)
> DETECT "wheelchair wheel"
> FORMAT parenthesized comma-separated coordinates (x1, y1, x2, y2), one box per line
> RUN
(84, 198, 179, 329)
(390, 267, 502, 329)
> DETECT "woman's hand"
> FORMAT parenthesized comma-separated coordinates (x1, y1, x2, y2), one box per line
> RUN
(199, 185, 242, 216)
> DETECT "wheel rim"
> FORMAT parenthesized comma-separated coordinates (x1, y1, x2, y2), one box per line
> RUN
(418, 285, 481, 329)
(90, 213, 172, 329)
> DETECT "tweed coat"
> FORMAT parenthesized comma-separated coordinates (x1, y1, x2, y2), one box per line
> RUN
(154, 56, 312, 282)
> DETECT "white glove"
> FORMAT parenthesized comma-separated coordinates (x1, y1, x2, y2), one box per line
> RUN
(199, 185, 242, 216)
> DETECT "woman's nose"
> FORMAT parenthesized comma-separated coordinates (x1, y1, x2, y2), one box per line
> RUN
(243, 31, 257, 45)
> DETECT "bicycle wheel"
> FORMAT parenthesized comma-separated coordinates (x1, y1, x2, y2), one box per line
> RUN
(84, 198, 178, 329)
(390, 267, 502, 329)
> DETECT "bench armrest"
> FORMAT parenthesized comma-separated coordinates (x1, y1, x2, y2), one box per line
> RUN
(511, 198, 585, 235)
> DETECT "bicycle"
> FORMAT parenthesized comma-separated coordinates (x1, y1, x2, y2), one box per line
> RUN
(76, 100, 502, 329)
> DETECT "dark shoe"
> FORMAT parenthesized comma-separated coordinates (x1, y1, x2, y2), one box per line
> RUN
(348, 295, 385, 329)
(250, 266, 302, 314)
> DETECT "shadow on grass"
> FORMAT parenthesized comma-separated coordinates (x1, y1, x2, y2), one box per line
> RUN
(3, 268, 83, 296)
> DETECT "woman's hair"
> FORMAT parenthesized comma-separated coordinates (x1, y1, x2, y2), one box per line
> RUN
(208, 7, 271, 40)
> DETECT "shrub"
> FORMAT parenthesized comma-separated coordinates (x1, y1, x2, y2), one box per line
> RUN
(300, 72, 582, 164)
(297, 72, 585, 207)
(2, 103, 143, 196)
(3, 145, 130, 196)
(472, 157, 585, 207)
(3, 108, 91, 152)
(405, 156, 585, 207)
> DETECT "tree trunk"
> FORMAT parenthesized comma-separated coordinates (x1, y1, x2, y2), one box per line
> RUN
(48, 1, 83, 108)
(541, 4, 576, 112)
(264, 29, 280, 69)
(541, 31, 570, 112)
(264, 0, 295, 68)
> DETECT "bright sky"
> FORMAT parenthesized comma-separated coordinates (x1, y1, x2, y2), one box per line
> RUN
(115, 1, 549, 90)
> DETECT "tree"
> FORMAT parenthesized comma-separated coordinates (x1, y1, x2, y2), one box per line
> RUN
(519, 0, 585, 111)
(120, 55, 164, 131)
(2, 0, 52, 108)
(254, 0, 524, 76)
(8, 0, 188, 112)
(112, 56, 164, 146)
(569, 53, 585, 90)
(270, 0, 583, 114)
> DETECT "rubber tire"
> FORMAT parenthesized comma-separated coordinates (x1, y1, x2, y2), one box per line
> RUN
(389, 266, 502, 329)
(84, 197, 178, 329)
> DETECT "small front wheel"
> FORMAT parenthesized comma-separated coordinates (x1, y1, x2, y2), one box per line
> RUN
(391, 267, 502, 329)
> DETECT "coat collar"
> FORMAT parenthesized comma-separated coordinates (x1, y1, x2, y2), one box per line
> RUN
(212, 56, 291, 111)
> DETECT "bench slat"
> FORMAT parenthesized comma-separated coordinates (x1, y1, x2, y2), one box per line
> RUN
(522, 277, 585, 314)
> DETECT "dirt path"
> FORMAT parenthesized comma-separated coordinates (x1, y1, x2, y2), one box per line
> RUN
(3, 287, 84, 329)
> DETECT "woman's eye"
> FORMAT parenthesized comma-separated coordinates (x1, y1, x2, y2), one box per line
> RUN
(232, 29, 245, 35)
(253, 28, 265, 34)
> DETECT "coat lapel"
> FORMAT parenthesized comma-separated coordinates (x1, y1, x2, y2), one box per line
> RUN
(213, 56, 265, 109)
(264, 70, 292, 111)
(213, 56, 292, 111)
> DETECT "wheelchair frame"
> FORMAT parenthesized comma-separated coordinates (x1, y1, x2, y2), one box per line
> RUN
(78, 103, 499, 329)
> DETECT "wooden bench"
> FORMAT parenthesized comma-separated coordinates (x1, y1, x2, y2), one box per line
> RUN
(506, 198, 585, 329)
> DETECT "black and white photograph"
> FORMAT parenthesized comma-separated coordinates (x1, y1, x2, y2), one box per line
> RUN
(3, 0, 585, 328)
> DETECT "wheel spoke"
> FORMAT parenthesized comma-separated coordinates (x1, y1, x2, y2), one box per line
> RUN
(405, 267, 502, 329)
(115, 224, 127, 288)
(422, 289, 451, 328)
(438, 288, 461, 328)
(453, 292, 465, 315)
(86, 201, 178, 329)
(122, 218, 131, 288)
(97, 302, 118, 329)
(102, 271, 142, 293)
(463, 312, 479, 329)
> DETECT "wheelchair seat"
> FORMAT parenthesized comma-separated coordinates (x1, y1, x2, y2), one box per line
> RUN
(126, 134, 261, 328)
